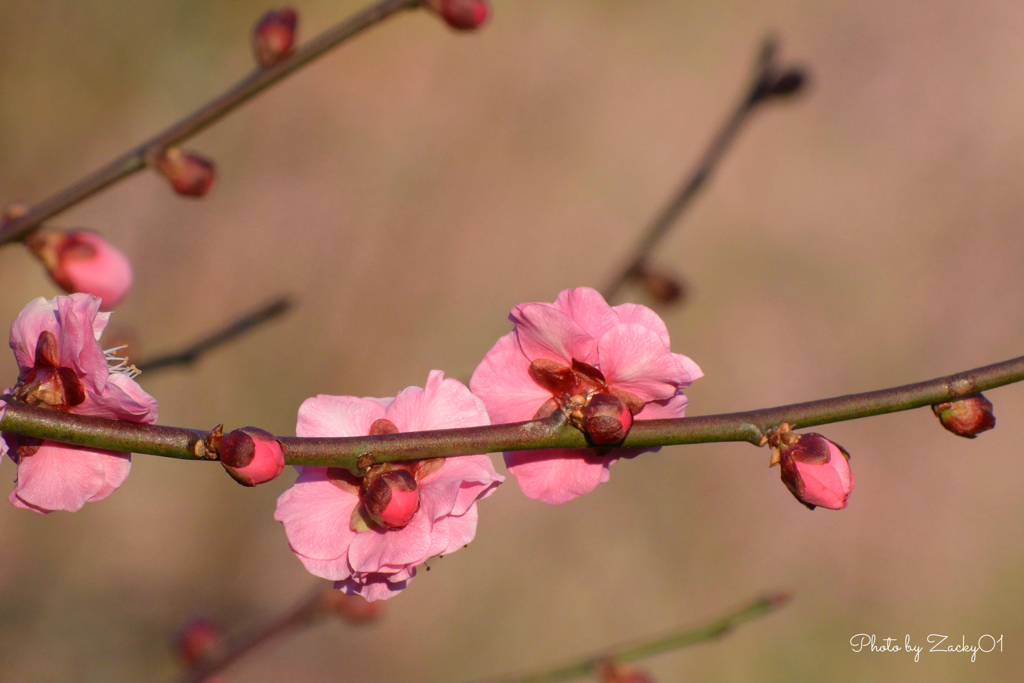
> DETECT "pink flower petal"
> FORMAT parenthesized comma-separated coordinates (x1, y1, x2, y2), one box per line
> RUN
(336, 571, 413, 602)
(673, 353, 704, 384)
(56, 294, 108, 393)
(470, 332, 552, 424)
(11, 442, 107, 513)
(78, 372, 158, 423)
(510, 303, 599, 366)
(86, 451, 132, 503)
(386, 370, 489, 432)
(504, 449, 610, 505)
(294, 554, 354, 582)
(9, 297, 58, 368)
(274, 468, 360, 561)
(347, 509, 433, 572)
(440, 505, 479, 555)
(611, 302, 671, 348)
(296, 395, 387, 438)
(599, 324, 689, 402)
(634, 392, 690, 420)
(419, 455, 503, 519)
(795, 460, 847, 509)
(426, 517, 452, 557)
(553, 287, 620, 343)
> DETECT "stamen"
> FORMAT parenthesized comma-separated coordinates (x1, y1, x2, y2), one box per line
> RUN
(104, 345, 141, 378)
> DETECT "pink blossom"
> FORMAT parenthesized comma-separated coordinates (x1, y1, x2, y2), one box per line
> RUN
(274, 371, 503, 601)
(2, 294, 157, 513)
(776, 433, 854, 510)
(470, 287, 702, 504)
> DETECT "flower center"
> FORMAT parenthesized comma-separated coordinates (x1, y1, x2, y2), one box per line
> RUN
(104, 345, 140, 378)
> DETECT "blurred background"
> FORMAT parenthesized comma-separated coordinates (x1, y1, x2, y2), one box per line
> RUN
(2, 0, 1024, 680)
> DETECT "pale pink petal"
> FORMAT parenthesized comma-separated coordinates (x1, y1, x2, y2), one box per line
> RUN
(296, 395, 387, 438)
(504, 449, 610, 505)
(426, 516, 452, 557)
(828, 442, 854, 493)
(11, 442, 107, 513)
(470, 332, 553, 424)
(336, 571, 413, 602)
(92, 311, 111, 340)
(795, 461, 846, 509)
(673, 353, 704, 383)
(634, 392, 690, 420)
(420, 455, 503, 518)
(386, 371, 489, 432)
(599, 324, 688, 402)
(78, 372, 158, 423)
(293, 554, 354, 582)
(274, 469, 360, 561)
(612, 302, 671, 348)
(440, 505, 479, 555)
(9, 297, 58, 368)
(510, 303, 599, 366)
(553, 287, 620, 343)
(347, 510, 433, 572)
(86, 451, 132, 503)
(56, 294, 108, 391)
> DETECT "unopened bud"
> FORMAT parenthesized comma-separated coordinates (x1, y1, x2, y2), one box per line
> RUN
(595, 659, 655, 683)
(767, 67, 808, 98)
(253, 8, 298, 67)
(174, 617, 225, 666)
(424, 0, 489, 31)
(362, 469, 419, 529)
(636, 267, 686, 305)
(25, 228, 132, 310)
(769, 428, 853, 510)
(220, 427, 285, 486)
(932, 394, 995, 438)
(155, 148, 216, 197)
(583, 393, 633, 446)
(319, 589, 385, 623)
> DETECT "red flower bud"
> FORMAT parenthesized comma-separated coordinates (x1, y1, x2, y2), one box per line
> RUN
(253, 8, 298, 67)
(636, 267, 686, 305)
(583, 393, 633, 446)
(595, 658, 655, 683)
(220, 427, 285, 486)
(25, 228, 132, 310)
(932, 394, 995, 438)
(769, 428, 853, 510)
(174, 617, 225, 666)
(424, 0, 489, 31)
(155, 148, 216, 197)
(361, 468, 419, 529)
(767, 67, 808, 98)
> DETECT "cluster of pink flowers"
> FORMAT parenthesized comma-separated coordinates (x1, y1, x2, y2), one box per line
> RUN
(1, 287, 855, 601)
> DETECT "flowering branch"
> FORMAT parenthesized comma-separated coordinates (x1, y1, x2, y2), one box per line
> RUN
(0, 0, 420, 247)
(3, 353, 1022, 470)
(602, 37, 808, 302)
(493, 592, 790, 683)
(136, 296, 294, 374)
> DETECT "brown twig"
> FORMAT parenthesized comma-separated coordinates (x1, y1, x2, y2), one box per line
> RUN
(136, 296, 294, 374)
(0, 0, 421, 247)
(602, 37, 808, 302)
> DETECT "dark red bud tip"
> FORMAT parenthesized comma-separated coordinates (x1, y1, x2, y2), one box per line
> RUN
(636, 267, 686, 305)
(932, 394, 995, 438)
(220, 427, 285, 486)
(155, 148, 216, 197)
(253, 8, 298, 67)
(320, 589, 385, 623)
(425, 0, 489, 31)
(768, 68, 808, 97)
(362, 469, 419, 529)
(583, 393, 633, 446)
(174, 617, 225, 666)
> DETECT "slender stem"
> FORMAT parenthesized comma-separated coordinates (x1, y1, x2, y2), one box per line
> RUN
(490, 592, 790, 683)
(0, 0, 421, 247)
(602, 38, 799, 301)
(136, 296, 294, 374)
(3, 354, 1022, 470)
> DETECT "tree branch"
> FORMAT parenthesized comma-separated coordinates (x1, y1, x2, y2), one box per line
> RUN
(3, 354, 1022, 470)
(0, 0, 421, 247)
(602, 37, 807, 302)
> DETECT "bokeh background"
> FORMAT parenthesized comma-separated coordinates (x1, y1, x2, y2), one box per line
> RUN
(2, 1, 1024, 681)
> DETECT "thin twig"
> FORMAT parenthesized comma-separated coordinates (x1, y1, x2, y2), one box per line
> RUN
(0, 0, 421, 247)
(136, 296, 294, 374)
(488, 592, 790, 683)
(602, 37, 807, 302)
(2, 353, 1021, 469)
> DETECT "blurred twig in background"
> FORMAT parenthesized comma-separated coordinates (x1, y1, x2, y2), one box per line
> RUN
(176, 583, 383, 683)
(492, 592, 791, 683)
(602, 37, 809, 304)
(136, 296, 294, 374)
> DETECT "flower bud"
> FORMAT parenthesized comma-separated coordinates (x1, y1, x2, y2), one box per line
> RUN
(932, 394, 995, 438)
(319, 589, 385, 623)
(424, 0, 489, 31)
(767, 67, 808, 98)
(174, 617, 225, 666)
(26, 228, 132, 310)
(636, 266, 686, 305)
(583, 393, 633, 446)
(362, 469, 419, 529)
(155, 148, 216, 197)
(595, 659, 655, 683)
(253, 8, 298, 67)
(220, 427, 285, 486)
(770, 429, 853, 510)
